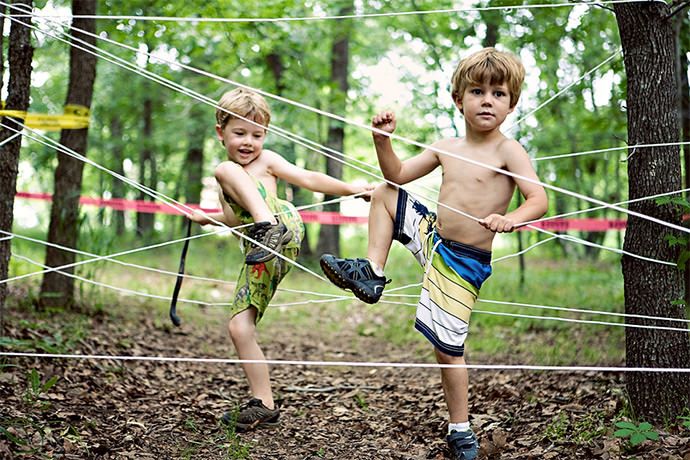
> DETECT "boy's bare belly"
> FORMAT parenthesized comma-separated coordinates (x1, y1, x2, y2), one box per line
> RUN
(435, 209, 497, 251)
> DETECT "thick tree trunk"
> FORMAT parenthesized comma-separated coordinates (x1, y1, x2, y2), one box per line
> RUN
(40, 0, 97, 309)
(679, 15, 690, 307)
(0, 0, 33, 329)
(316, 1, 352, 257)
(614, 3, 690, 423)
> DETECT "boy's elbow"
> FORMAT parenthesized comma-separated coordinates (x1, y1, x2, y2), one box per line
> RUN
(538, 194, 549, 217)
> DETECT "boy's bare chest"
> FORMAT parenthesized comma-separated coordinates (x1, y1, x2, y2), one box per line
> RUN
(441, 154, 507, 186)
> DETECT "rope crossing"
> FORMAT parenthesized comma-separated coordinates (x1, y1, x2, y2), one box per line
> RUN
(1, 2, 688, 374)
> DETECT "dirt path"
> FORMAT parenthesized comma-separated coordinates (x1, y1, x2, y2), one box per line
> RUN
(1, 291, 689, 459)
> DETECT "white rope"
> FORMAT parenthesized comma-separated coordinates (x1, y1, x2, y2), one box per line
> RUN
(0, 131, 22, 147)
(0, 120, 330, 283)
(375, 298, 689, 333)
(2, 229, 225, 285)
(15, 1, 658, 23)
(12, 252, 690, 333)
(2, 193, 363, 292)
(9, 231, 687, 326)
(21, 10, 690, 238)
(535, 141, 690, 162)
(17, 12, 677, 268)
(524, 187, 690, 227)
(3, 225, 350, 299)
(2, 351, 688, 373)
(492, 236, 559, 263)
(11, 253, 229, 306)
(507, 50, 622, 131)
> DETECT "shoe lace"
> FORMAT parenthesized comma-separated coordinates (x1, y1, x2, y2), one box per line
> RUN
(449, 432, 477, 453)
(337, 258, 377, 281)
(246, 222, 270, 249)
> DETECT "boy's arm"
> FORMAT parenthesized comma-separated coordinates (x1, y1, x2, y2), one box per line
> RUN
(372, 111, 440, 185)
(188, 210, 227, 226)
(266, 150, 373, 198)
(480, 141, 548, 233)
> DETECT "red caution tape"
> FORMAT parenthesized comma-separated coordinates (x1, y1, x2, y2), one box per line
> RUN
(16, 191, 630, 231)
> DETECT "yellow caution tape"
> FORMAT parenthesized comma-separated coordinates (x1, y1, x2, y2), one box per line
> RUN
(0, 104, 90, 130)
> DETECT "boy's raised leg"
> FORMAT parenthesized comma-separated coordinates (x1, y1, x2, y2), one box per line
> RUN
(320, 184, 398, 303)
(216, 162, 292, 264)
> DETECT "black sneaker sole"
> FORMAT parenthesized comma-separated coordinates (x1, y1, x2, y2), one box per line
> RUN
(235, 418, 280, 432)
(246, 230, 294, 265)
(320, 256, 380, 304)
(221, 413, 280, 432)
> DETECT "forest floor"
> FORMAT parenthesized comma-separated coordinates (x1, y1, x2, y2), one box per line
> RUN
(1, 284, 689, 460)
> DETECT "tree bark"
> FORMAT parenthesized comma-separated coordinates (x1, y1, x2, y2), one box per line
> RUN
(0, 0, 33, 329)
(136, 92, 155, 238)
(40, 0, 97, 309)
(679, 14, 690, 307)
(614, 3, 690, 423)
(316, 0, 352, 256)
(110, 117, 126, 235)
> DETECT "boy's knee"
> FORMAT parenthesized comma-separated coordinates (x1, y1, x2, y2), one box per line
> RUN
(371, 183, 398, 204)
(228, 316, 254, 341)
(435, 348, 465, 365)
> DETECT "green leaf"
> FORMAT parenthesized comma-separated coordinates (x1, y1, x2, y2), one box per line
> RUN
(614, 428, 634, 437)
(644, 431, 659, 441)
(638, 422, 653, 431)
(630, 433, 646, 446)
(615, 421, 637, 429)
(42, 375, 59, 392)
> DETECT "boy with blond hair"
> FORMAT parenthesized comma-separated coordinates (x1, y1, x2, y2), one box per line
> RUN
(190, 87, 372, 431)
(321, 48, 547, 459)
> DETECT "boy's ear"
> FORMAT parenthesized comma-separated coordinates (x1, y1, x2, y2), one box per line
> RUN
(454, 97, 464, 115)
(215, 124, 224, 141)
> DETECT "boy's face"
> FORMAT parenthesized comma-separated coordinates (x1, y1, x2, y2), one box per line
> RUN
(455, 80, 514, 132)
(216, 118, 267, 166)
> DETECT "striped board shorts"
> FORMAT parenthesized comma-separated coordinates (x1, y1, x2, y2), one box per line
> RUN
(393, 189, 492, 357)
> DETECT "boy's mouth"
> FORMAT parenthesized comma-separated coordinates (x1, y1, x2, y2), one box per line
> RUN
(478, 111, 494, 117)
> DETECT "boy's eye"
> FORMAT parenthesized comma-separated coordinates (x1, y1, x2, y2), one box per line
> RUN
(232, 130, 245, 135)
(470, 89, 482, 95)
(494, 91, 506, 97)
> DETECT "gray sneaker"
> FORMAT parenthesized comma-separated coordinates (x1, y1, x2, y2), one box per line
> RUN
(320, 254, 390, 304)
(221, 398, 280, 432)
(244, 221, 293, 265)
(447, 429, 479, 460)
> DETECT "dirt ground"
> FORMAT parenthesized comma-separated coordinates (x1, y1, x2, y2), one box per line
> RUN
(1, 285, 689, 460)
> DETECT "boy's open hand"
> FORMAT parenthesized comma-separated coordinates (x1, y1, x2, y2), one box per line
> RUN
(479, 214, 516, 233)
(187, 210, 210, 226)
(372, 111, 396, 138)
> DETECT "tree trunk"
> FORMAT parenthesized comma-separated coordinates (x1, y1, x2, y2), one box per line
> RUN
(40, 0, 97, 309)
(110, 117, 126, 235)
(136, 93, 155, 238)
(316, 1, 352, 256)
(183, 107, 204, 234)
(0, 0, 33, 329)
(614, 3, 690, 423)
(679, 15, 690, 308)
